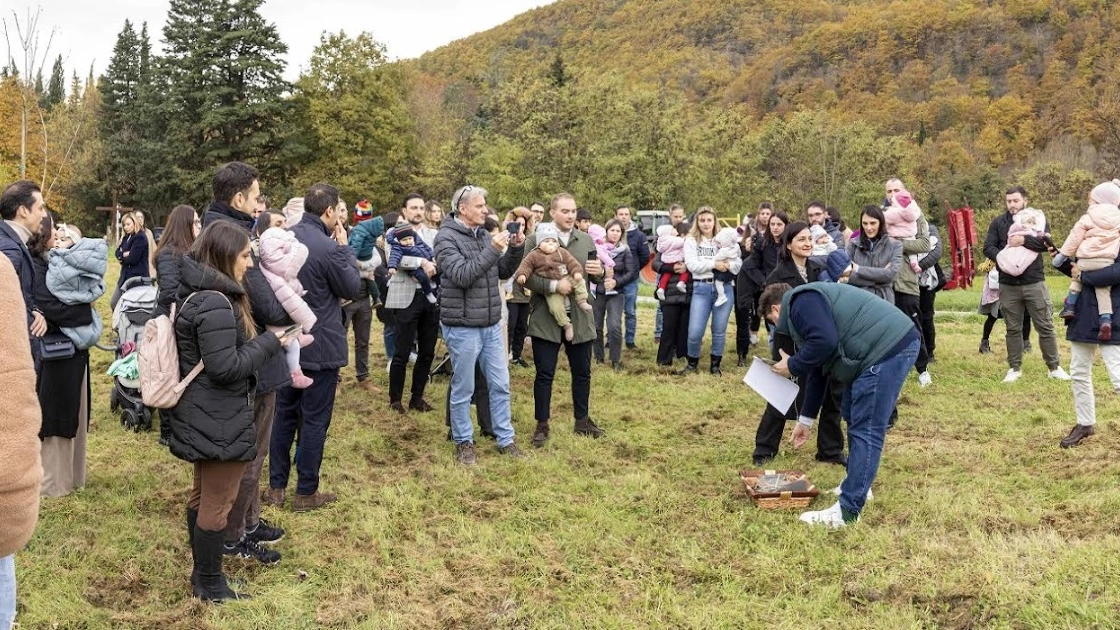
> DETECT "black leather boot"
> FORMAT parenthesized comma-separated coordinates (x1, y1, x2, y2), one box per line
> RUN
(677, 356, 699, 375)
(710, 354, 723, 376)
(193, 526, 249, 602)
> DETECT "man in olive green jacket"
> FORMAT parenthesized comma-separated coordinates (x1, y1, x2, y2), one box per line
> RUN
(522, 193, 607, 447)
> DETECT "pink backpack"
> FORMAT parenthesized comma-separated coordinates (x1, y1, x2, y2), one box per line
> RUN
(139, 291, 232, 409)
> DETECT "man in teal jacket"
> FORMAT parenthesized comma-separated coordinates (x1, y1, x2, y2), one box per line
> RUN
(760, 281, 919, 528)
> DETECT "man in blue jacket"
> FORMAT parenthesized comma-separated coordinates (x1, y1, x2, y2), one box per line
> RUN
(0, 180, 49, 371)
(269, 183, 361, 512)
(761, 281, 919, 528)
(615, 206, 649, 349)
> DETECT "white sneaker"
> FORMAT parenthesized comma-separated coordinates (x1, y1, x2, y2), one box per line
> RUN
(409, 351, 418, 365)
(750, 333, 759, 346)
(655, 288, 666, 300)
(714, 295, 728, 307)
(918, 371, 932, 387)
(1048, 366, 1072, 381)
(831, 485, 874, 501)
(1002, 368, 1022, 383)
(676, 281, 687, 293)
(798, 501, 851, 529)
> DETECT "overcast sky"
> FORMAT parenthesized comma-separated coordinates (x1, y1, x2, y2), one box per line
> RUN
(7, 0, 553, 82)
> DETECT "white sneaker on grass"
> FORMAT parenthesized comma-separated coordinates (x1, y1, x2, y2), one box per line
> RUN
(798, 501, 851, 529)
(918, 371, 932, 387)
(1002, 368, 1022, 383)
(1048, 366, 1071, 381)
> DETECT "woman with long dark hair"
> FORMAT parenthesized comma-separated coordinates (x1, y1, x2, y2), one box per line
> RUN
(737, 210, 788, 364)
(844, 205, 902, 302)
(592, 219, 637, 369)
(170, 221, 290, 602)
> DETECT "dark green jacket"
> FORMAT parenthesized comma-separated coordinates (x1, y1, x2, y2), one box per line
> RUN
(776, 282, 914, 383)
(523, 228, 599, 344)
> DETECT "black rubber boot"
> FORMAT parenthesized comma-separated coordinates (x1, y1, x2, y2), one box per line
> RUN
(736, 352, 747, 367)
(710, 354, 723, 376)
(193, 526, 249, 602)
(677, 356, 699, 375)
(186, 508, 199, 587)
(159, 411, 172, 446)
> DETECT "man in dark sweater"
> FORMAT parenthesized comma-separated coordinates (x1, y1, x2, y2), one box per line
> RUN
(982, 186, 1070, 383)
(761, 281, 919, 528)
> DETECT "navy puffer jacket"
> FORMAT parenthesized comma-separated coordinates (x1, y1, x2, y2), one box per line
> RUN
(1061, 259, 1120, 344)
(169, 256, 281, 463)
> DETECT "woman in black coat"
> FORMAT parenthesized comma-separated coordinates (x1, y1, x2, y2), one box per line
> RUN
(152, 205, 200, 445)
(736, 210, 788, 365)
(170, 221, 289, 602)
(111, 212, 150, 309)
(29, 216, 96, 497)
(592, 220, 638, 369)
(651, 237, 693, 367)
(752, 222, 846, 466)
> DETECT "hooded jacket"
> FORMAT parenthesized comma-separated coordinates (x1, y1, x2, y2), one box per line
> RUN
(257, 227, 318, 333)
(1059, 203, 1120, 260)
(985, 210, 1049, 285)
(46, 238, 107, 349)
(0, 256, 41, 557)
(169, 256, 281, 463)
(202, 201, 293, 393)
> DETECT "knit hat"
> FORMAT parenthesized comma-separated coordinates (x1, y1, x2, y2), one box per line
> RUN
(809, 224, 828, 242)
(535, 223, 559, 245)
(894, 192, 913, 208)
(1090, 180, 1120, 207)
(393, 225, 416, 242)
(353, 199, 374, 224)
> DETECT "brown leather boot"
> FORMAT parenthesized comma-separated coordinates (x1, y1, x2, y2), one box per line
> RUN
(262, 487, 285, 507)
(531, 421, 550, 448)
(292, 491, 338, 512)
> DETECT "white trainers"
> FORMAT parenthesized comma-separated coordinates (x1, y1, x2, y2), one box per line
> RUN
(655, 288, 666, 300)
(1002, 368, 1022, 383)
(798, 501, 851, 529)
(831, 485, 874, 501)
(714, 295, 728, 307)
(750, 333, 759, 346)
(1048, 366, 1072, 381)
(917, 371, 932, 387)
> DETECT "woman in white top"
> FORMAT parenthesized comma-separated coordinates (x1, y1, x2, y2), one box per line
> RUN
(681, 207, 743, 376)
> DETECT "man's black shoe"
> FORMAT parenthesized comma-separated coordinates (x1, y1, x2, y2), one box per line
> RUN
(245, 518, 284, 545)
(224, 538, 281, 565)
(1060, 424, 1095, 448)
(815, 454, 848, 467)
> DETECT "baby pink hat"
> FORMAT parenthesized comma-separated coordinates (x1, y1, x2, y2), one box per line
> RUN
(1090, 180, 1120, 206)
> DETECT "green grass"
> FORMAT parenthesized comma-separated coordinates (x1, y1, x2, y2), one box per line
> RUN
(15, 270, 1120, 629)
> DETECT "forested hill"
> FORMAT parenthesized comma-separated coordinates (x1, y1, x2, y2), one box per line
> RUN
(408, 0, 1120, 228)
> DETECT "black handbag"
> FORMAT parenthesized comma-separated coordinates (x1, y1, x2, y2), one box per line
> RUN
(40, 332, 76, 361)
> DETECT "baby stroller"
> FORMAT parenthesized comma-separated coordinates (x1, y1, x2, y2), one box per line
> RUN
(109, 277, 158, 432)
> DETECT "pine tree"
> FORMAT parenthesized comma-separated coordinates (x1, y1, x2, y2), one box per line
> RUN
(45, 55, 65, 109)
(159, 0, 290, 204)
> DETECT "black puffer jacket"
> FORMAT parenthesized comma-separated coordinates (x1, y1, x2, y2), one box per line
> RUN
(153, 248, 185, 319)
(169, 256, 281, 463)
(650, 252, 693, 305)
(203, 201, 293, 393)
(433, 216, 523, 327)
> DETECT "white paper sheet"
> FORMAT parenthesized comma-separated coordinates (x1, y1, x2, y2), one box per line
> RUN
(743, 356, 800, 415)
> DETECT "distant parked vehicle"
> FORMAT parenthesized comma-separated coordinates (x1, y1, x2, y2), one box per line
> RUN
(636, 210, 670, 248)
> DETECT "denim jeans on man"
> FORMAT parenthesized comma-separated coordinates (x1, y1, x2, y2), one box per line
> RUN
(0, 554, 15, 629)
(687, 281, 734, 357)
(622, 280, 639, 346)
(838, 338, 919, 515)
(442, 323, 514, 447)
(270, 368, 340, 496)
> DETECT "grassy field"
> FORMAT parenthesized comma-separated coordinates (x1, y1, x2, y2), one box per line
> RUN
(15, 275, 1120, 629)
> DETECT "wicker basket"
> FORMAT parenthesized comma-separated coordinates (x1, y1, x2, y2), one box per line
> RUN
(740, 469, 820, 510)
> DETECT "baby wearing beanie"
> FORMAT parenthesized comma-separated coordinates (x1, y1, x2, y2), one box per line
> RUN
(1056, 179, 1120, 340)
(808, 224, 837, 258)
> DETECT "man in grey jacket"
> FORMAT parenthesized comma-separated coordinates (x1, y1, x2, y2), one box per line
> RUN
(433, 185, 525, 465)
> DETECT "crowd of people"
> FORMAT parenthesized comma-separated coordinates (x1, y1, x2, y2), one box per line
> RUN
(3, 168, 1119, 619)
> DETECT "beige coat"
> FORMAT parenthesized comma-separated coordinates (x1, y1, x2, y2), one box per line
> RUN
(0, 255, 42, 556)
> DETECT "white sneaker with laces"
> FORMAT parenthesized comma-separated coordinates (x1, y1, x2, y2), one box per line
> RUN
(918, 371, 932, 387)
(831, 485, 874, 501)
(798, 501, 851, 529)
(1002, 368, 1022, 383)
(750, 333, 759, 346)
(1048, 366, 1072, 381)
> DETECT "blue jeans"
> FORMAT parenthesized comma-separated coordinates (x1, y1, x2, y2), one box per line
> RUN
(686, 282, 734, 358)
(384, 325, 397, 362)
(655, 303, 663, 338)
(0, 554, 14, 629)
(622, 281, 639, 345)
(442, 323, 514, 447)
(839, 338, 919, 515)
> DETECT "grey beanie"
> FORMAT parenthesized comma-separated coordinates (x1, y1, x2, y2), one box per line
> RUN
(535, 223, 560, 246)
